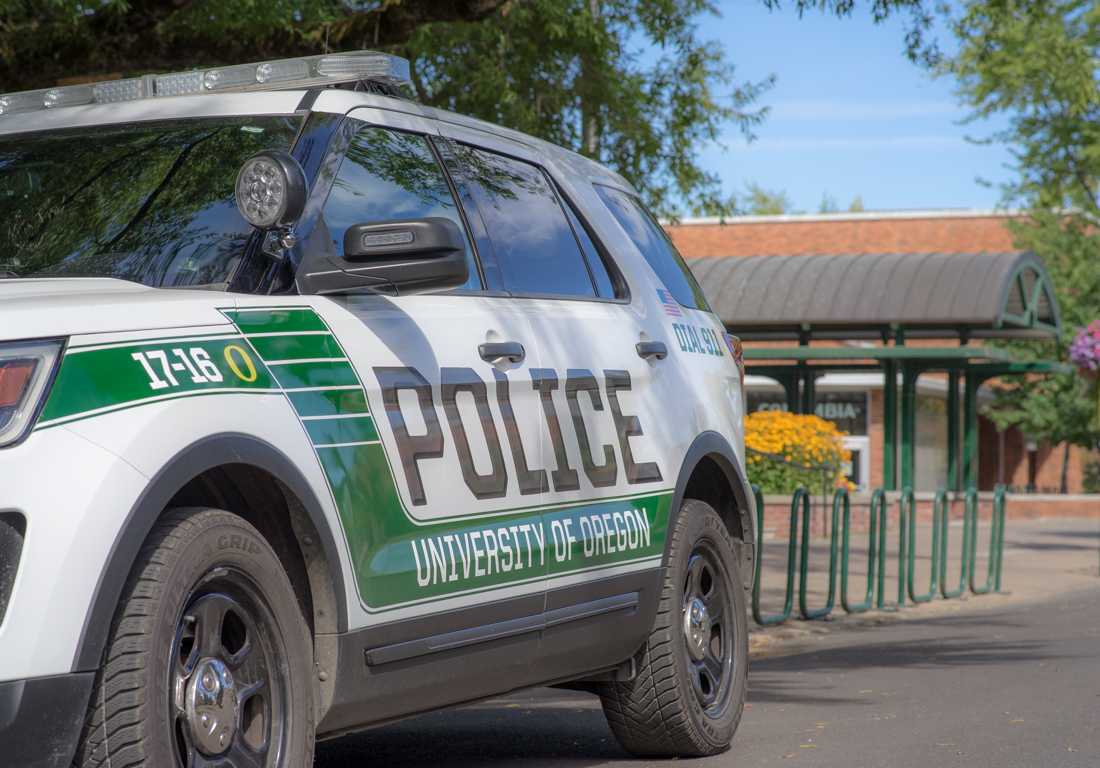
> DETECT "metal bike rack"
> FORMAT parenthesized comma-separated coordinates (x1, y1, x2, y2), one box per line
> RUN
(969, 485, 1006, 594)
(799, 487, 839, 620)
(841, 488, 879, 613)
(939, 489, 971, 599)
(752, 485, 799, 626)
(750, 483, 1007, 628)
(907, 487, 941, 603)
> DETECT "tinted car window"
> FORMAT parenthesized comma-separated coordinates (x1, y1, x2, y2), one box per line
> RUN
(323, 126, 480, 290)
(595, 185, 710, 310)
(561, 196, 619, 299)
(0, 116, 300, 287)
(451, 145, 597, 298)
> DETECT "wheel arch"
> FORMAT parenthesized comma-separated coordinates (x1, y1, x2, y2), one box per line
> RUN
(668, 431, 756, 590)
(71, 432, 349, 673)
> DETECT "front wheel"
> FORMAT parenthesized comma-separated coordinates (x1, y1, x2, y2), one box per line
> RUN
(74, 507, 315, 768)
(599, 499, 748, 757)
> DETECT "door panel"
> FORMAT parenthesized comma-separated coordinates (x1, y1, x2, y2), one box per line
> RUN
(518, 297, 678, 681)
(315, 287, 553, 615)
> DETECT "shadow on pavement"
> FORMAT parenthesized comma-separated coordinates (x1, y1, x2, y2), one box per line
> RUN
(315, 689, 627, 767)
(1008, 540, 1099, 552)
(1035, 528, 1099, 539)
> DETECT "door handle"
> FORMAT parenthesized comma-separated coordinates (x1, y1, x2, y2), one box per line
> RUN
(636, 341, 668, 361)
(479, 341, 526, 364)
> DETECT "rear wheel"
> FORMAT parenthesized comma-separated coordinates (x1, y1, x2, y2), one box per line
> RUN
(600, 499, 748, 757)
(75, 507, 315, 768)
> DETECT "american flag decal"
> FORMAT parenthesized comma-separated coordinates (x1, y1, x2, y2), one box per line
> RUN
(657, 288, 682, 317)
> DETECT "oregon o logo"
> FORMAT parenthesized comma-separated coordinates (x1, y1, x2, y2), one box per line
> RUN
(224, 344, 258, 383)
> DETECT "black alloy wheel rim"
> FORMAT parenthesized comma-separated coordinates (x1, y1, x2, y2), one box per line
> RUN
(170, 569, 288, 768)
(681, 541, 736, 717)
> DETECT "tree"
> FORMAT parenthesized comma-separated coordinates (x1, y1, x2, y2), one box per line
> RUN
(818, 192, 839, 213)
(0, 0, 774, 219)
(848, 194, 865, 212)
(401, 1, 775, 218)
(744, 182, 794, 215)
(0, 1, 509, 89)
(946, 0, 1100, 484)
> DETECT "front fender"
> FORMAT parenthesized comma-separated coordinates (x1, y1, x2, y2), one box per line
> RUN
(70, 430, 350, 672)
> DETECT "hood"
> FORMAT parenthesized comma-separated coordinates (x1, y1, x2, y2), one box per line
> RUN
(0, 278, 236, 341)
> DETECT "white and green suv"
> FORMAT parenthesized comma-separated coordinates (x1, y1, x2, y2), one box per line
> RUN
(0, 51, 755, 767)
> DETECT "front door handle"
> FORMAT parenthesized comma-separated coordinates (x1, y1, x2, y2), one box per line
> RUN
(479, 341, 526, 364)
(636, 341, 668, 361)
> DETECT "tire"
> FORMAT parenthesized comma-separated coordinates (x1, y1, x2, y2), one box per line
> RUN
(74, 507, 315, 768)
(599, 499, 748, 757)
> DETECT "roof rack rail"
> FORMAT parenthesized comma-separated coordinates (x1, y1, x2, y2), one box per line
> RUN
(0, 50, 410, 116)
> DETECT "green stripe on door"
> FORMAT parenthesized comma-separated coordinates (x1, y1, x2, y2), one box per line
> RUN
(226, 308, 328, 333)
(267, 360, 358, 390)
(287, 388, 370, 417)
(247, 333, 345, 362)
(306, 415, 379, 446)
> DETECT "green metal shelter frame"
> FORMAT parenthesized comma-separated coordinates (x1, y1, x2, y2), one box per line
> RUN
(688, 251, 1070, 490)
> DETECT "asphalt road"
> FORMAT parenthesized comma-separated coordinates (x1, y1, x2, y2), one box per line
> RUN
(316, 582, 1100, 768)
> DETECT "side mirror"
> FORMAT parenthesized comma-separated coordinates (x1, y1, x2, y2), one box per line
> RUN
(309, 217, 470, 295)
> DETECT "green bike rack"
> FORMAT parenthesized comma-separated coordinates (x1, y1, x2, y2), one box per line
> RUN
(968, 487, 1002, 595)
(993, 485, 1006, 592)
(841, 487, 878, 613)
(752, 485, 799, 626)
(799, 487, 839, 620)
(876, 490, 909, 610)
(907, 488, 941, 603)
(939, 489, 972, 599)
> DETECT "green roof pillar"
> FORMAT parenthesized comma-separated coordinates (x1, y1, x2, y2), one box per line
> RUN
(947, 369, 960, 492)
(900, 362, 917, 491)
(963, 370, 979, 489)
(882, 360, 897, 491)
(799, 368, 816, 415)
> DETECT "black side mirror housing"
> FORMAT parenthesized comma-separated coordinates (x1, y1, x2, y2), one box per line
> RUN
(305, 217, 470, 295)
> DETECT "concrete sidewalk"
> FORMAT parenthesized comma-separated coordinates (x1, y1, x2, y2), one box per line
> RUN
(750, 513, 1100, 656)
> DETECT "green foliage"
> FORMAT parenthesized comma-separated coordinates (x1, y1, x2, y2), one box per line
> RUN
(747, 457, 830, 495)
(0, 0, 775, 219)
(401, 1, 773, 219)
(946, 0, 1100, 453)
(848, 194, 865, 211)
(1083, 455, 1100, 493)
(818, 192, 839, 213)
(743, 181, 794, 215)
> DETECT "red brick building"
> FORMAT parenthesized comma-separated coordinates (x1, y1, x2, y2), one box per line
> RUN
(666, 209, 1094, 494)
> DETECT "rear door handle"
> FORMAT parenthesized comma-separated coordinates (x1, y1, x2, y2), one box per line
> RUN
(636, 341, 668, 361)
(479, 341, 526, 364)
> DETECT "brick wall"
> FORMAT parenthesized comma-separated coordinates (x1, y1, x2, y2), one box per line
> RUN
(666, 213, 1020, 258)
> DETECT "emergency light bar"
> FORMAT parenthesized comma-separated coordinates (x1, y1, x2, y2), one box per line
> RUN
(0, 51, 410, 116)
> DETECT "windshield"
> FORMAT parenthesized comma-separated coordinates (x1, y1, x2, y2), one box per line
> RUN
(0, 115, 301, 287)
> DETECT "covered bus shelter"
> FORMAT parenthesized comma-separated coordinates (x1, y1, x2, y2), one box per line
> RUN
(688, 250, 1071, 492)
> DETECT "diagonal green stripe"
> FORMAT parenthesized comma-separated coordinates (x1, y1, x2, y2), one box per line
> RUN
(225, 308, 327, 333)
(249, 333, 343, 361)
(269, 361, 359, 390)
(287, 388, 370, 417)
(306, 415, 378, 446)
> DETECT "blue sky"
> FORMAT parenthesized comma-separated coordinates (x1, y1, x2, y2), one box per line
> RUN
(691, 2, 1014, 214)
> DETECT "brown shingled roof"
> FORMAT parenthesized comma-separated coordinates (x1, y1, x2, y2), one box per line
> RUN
(666, 211, 1021, 259)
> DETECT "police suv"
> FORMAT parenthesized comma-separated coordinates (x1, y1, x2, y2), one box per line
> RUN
(0, 51, 754, 767)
